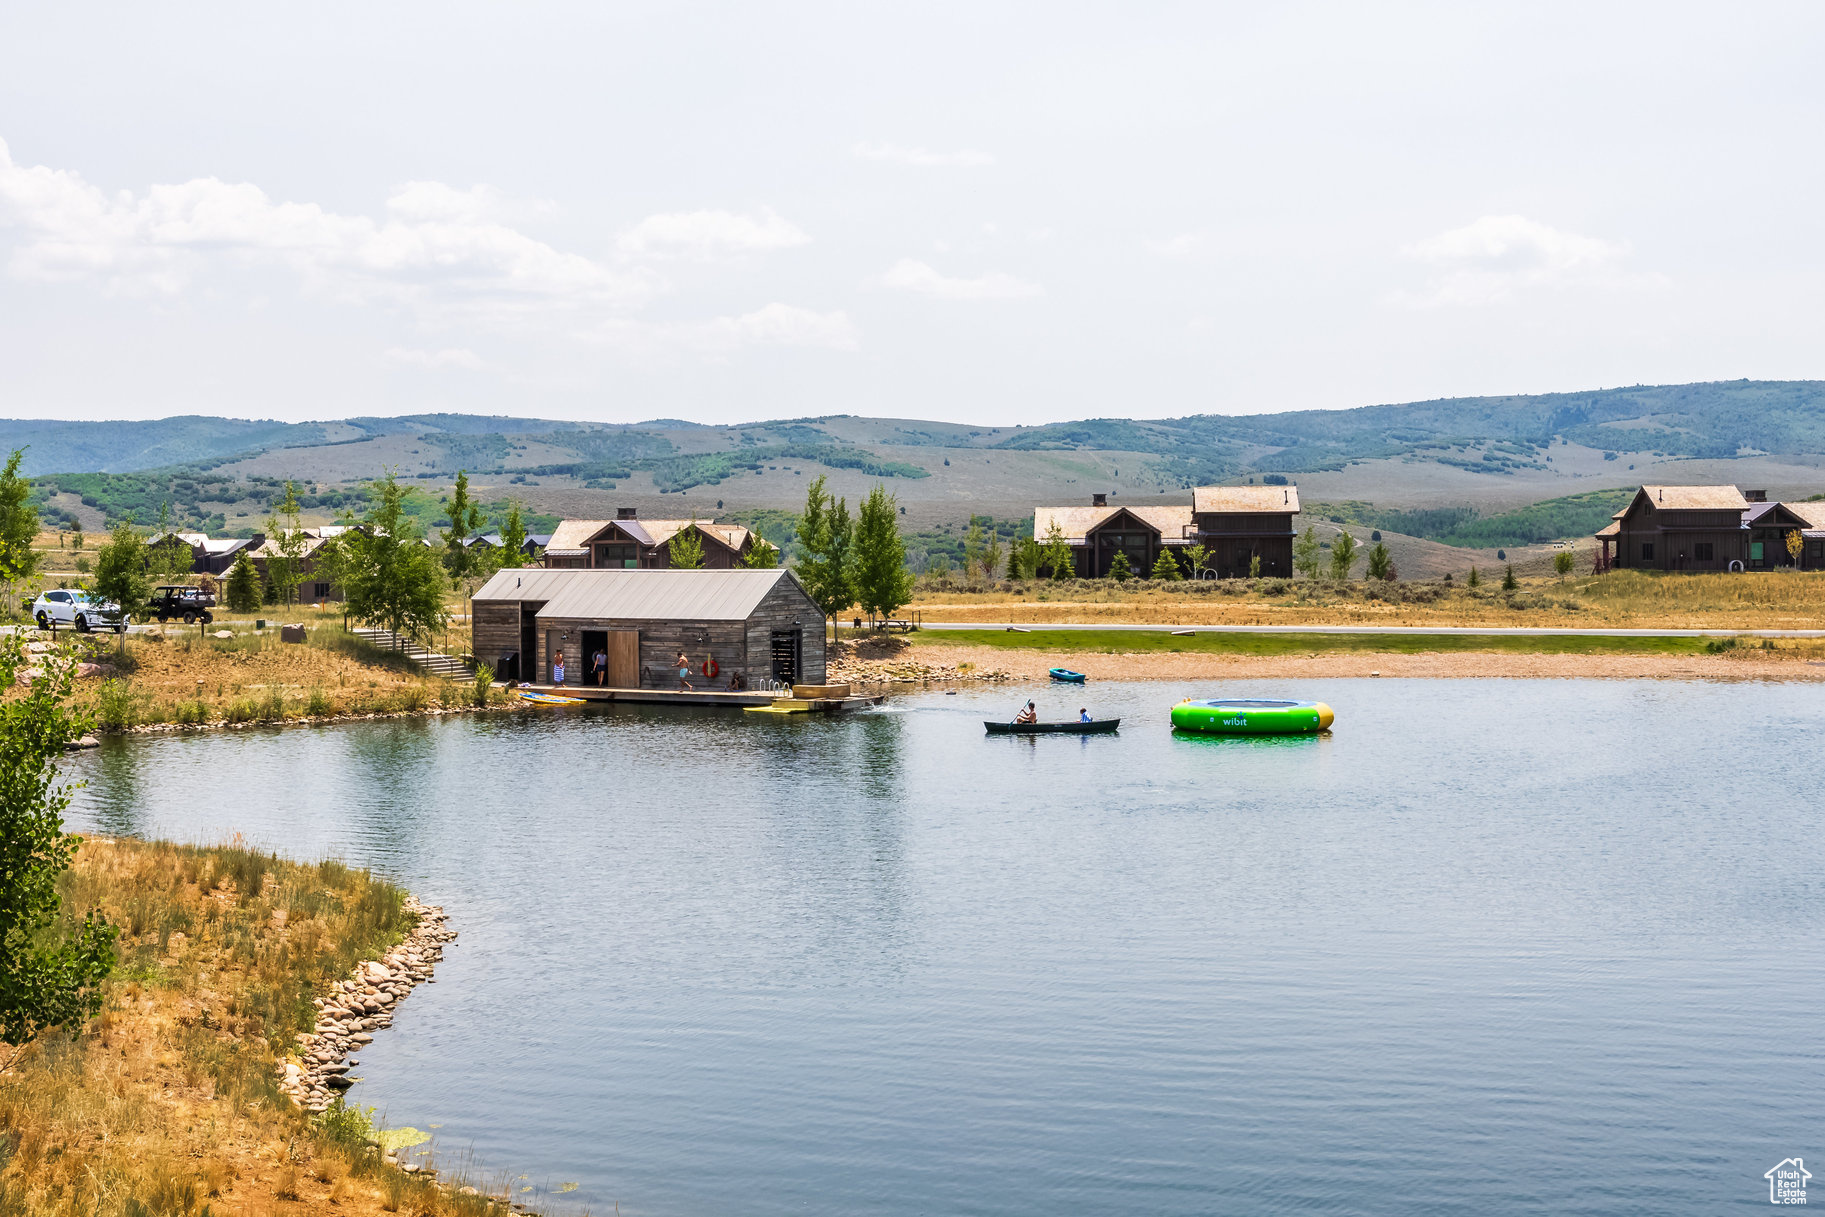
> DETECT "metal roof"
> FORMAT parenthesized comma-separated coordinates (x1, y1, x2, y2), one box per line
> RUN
(1637, 485, 1749, 511)
(1192, 485, 1301, 514)
(472, 568, 803, 622)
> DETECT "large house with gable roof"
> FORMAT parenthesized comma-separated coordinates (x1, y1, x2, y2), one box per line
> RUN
(1033, 486, 1301, 579)
(542, 508, 771, 570)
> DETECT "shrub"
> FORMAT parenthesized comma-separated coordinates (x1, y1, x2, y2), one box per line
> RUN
(471, 663, 494, 708)
(95, 678, 138, 730)
(306, 687, 333, 717)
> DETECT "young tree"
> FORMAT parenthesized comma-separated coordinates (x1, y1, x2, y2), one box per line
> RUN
(981, 527, 1004, 585)
(1501, 564, 1519, 591)
(795, 475, 854, 635)
(1108, 551, 1133, 582)
(0, 637, 117, 1061)
(496, 501, 528, 571)
(962, 520, 985, 580)
(853, 483, 914, 622)
(1467, 565, 1481, 589)
(1248, 553, 1262, 579)
(224, 551, 263, 612)
(70, 528, 83, 553)
(1042, 520, 1074, 580)
(0, 448, 40, 606)
(1183, 542, 1211, 581)
(1365, 541, 1394, 581)
(741, 539, 780, 568)
(441, 471, 485, 581)
(1149, 547, 1182, 581)
(263, 481, 307, 608)
(148, 501, 193, 589)
(91, 523, 150, 631)
(1328, 530, 1359, 581)
(337, 473, 449, 645)
(668, 521, 706, 569)
(1553, 549, 1575, 580)
(1293, 525, 1322, 578)
(1786, 529, 1804, 567)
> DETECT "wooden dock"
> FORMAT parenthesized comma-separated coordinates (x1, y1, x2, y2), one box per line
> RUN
(517, 683, 880, 713)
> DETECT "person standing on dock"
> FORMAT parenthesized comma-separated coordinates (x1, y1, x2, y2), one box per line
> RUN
(676, 650, 695, 691)
(592, 647, 607, 687)
(552, 650, 566, 686)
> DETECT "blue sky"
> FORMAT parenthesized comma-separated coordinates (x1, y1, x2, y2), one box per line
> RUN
(2, 2, 1821, 425)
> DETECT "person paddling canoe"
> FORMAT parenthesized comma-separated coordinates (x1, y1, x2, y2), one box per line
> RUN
(1015, 701, 1038, 724)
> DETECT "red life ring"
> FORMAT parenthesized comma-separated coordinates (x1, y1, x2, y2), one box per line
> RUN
(701, 657, 720, 678)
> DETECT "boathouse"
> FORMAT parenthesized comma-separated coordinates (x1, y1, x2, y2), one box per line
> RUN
(470, 567, 824, 688)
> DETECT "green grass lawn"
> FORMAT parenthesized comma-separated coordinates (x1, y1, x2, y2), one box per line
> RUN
(909, 628, 1715, 657)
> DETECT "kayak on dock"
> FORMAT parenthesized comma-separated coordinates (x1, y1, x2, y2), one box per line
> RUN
(517, 691, 587, 706)
(1171, 698, 1334, 735)
(1049, 668, 1087, 683)
(986, 718, 1120, 735)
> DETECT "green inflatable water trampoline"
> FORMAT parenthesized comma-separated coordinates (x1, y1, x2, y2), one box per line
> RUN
(1171, 698, 1335, 736)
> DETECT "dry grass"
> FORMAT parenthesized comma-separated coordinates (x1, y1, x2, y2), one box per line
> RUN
(0, 839, 533, 1217)
(906, 569, 1825, 630)
(71, 624, 501, 731)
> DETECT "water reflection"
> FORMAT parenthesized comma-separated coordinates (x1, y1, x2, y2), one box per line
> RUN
(61, 680, 1825, 1217)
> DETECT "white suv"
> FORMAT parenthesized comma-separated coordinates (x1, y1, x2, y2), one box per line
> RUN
(32, 589, 126, 633)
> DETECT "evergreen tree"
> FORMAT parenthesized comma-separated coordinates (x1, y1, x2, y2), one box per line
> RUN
(1467, 565, 1481, 588)
(1108, 550, 1133, 582)
(1365, 541, 1394, 581)
(1502, 564, 1519, 591)
(441, 471, 485, 581)
(0, 448, 41, 596)
(1328, 530, 1360, 580)
(0, 636, 117, 1053)
(337, 473, 448, 645)
(853, 484, 914, 621)
(497, 502, 527, 570)
(1293, 524, 1322, 578)
(1149, 547, 1182, 581)
(668, 521, 706, 569)
(224, 552, 263, 612)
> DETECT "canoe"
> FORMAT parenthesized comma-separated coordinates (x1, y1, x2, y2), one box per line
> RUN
(1048, 668, 1087, 683)
(985, 719, 1120, 735)
(1170, 698, 1334, 735)
(517, 691, 586, 705)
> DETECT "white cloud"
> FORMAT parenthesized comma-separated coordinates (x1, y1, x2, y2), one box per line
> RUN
(1394, 214, 1666, 307)
(615, 208, 809, 260)
(596, 302, 859, 354)
(0, 136, 653, 316)
(385, 346, 490, 371)
(852, 142, 994, 168)
(1146, 230, 1212, 259)
(881, 258, 1041, 300)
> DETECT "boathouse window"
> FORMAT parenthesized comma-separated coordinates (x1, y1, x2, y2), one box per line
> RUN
(1640, 542, 1654, 561)
(1694, 543, 1713, 561)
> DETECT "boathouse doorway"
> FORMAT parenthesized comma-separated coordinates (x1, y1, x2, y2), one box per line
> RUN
(578, 628, 640, 687)
(769, 628, 801, 685)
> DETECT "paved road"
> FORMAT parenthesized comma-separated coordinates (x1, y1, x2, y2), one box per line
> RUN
(912, 621, 1825, 639)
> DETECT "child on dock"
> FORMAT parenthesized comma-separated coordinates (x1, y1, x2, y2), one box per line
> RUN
(552, 651, 566, 685)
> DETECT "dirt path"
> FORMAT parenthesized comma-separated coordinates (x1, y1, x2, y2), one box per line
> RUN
(905, 643, 1825, 683)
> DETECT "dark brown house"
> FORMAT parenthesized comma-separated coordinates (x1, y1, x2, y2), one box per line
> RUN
(1032, 485, 1299, 579)
(471, 567, 822, 688)
(542, 508, 770, 570)
(1598, 485, 1750, 571)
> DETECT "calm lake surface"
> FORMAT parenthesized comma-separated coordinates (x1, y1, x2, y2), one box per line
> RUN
(69, 679, 1825, 1215)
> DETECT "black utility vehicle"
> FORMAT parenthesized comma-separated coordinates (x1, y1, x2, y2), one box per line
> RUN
(148, 585, 217, 624)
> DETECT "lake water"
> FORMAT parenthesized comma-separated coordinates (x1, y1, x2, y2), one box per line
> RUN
(68, 679, 1825, 1215)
